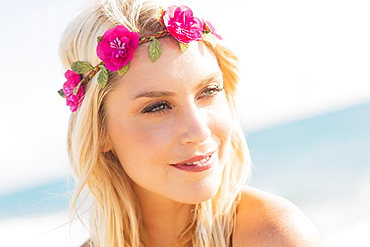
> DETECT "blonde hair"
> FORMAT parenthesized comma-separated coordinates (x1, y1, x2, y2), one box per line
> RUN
(60, 0, 251, 246)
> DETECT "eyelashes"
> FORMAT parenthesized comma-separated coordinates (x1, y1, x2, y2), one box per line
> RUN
(200, 85, 224, 97)
(141, 101, 173, 114)
(140, 85, 224, 115)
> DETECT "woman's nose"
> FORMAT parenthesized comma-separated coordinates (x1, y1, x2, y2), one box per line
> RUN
(178, 103, 211, 145)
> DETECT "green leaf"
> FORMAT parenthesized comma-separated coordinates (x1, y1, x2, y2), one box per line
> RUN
(148, 36, 162, 62)
(204, 23, 212, 34)
(117, 64, 129, 76)
(71, 61, 94, 74)
(57, 89, 66, 98)
(204, 33, 218, 49)
(97, 36, 102, 43)
(73, 81, 83, 95)
(179, 42, 190, 52)
(97, 65, 108, 88)
(159, 6, 165, 16)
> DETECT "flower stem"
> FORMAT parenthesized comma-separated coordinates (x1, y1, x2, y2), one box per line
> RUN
(139, 30, 170, 45)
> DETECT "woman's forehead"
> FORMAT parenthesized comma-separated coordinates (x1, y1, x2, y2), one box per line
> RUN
(122, 40, 220, 87)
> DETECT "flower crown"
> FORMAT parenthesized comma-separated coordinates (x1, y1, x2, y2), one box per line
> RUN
(59, 5, 222, 112)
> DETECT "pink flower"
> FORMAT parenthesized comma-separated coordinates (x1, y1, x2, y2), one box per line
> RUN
(163, 5, 204, 43)
(63, 70, 84, 112)
(96, 25, 139, 71)
(204, 20, 223, 40)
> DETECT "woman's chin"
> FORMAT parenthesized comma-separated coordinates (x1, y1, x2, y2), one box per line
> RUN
(171, 175, 222, 204)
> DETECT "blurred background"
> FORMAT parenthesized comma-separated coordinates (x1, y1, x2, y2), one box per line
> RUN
(1, 0, 369, 246)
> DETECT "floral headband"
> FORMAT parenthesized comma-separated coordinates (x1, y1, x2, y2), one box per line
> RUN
(59, 5, 222, 112)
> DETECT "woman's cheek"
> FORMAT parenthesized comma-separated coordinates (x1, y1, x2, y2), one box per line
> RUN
(212, 97, 233, 135)
(130, 116, 178, 151)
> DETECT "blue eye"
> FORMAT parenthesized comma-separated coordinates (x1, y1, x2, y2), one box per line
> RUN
(141, 101, 172, 114)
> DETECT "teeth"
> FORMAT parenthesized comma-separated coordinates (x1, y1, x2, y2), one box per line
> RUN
(184, 155, 211, 166)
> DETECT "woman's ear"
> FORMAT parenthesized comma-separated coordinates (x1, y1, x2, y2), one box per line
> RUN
(100, 136, 113, 153)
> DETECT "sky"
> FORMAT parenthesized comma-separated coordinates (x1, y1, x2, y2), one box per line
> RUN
(1, 0, 369, 194)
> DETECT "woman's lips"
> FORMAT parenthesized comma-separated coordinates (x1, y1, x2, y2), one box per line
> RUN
(170, 150, 217, 172)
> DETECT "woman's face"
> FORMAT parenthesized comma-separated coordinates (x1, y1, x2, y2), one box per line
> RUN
(105, 40, 233, 204)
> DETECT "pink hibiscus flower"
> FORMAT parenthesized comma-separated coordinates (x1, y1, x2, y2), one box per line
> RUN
(63, 70, 84, 112)
(163, 5, 204, 43)
(96, 25, 140, 71)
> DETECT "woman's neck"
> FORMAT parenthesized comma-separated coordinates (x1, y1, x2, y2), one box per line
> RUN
(134, 186, 194, 247)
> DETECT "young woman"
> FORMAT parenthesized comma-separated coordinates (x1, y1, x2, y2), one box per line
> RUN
(59, 0, 322, 246)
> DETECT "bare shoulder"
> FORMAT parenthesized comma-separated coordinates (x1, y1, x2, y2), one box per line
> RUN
(233, 187, 323, 247)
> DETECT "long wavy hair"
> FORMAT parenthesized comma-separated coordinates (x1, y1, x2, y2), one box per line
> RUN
(60, 0, 251, 246)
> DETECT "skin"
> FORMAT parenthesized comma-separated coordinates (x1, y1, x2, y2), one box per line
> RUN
(103, 39, 322, 246)
(233, 187, 323, 247)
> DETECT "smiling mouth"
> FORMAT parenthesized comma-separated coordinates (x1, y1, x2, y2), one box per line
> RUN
(170, 151, 216, 172)
(182, 155, 212, 166)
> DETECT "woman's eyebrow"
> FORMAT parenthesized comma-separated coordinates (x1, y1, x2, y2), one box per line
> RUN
(194, 72, 223, 90)
(134, 72, 222, 99)
(135, 91, 175, 99)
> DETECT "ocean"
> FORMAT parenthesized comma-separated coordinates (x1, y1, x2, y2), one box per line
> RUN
(248, 101, 370, 204)
(1, 101, 369, 246)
